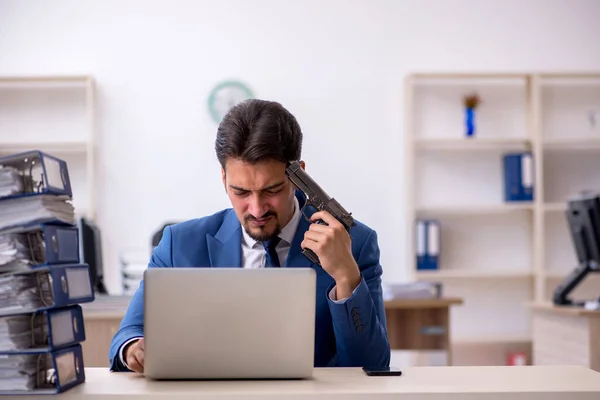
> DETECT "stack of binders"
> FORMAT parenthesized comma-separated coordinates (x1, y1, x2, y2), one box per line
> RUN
(0, 150, 95, 395)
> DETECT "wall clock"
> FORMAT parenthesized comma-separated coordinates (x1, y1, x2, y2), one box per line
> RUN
(208, 80, 254, 123)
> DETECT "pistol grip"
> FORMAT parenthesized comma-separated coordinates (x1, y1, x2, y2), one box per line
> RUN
(302, 248, 321, 265)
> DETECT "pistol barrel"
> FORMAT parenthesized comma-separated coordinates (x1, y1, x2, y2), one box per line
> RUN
(285, 161, 355, 230)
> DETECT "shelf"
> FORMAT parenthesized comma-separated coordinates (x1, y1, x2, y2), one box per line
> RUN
(543, 271, 600, 280)
(407, 71, 600, 365)
(544, 272, 570, 280)
(416, 270, 532, 280)
(414, 137, 531, 150)
(544, 203, 565, 212)
(540, 76, 600, 87)
(543, 137, 600, 150)
(0, 141, 89, 155)
(0, 75, 91, 89)
(542, 271, 600, 280)
(411, 75, 528, 86)
(416, 203, 534, 216)
(452, 333, 531, 344)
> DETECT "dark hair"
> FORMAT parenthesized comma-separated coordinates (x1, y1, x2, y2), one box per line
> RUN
(215, 99, 303, 169)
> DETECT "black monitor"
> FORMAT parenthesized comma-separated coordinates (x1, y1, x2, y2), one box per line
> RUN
(553, 192, 600, 306)
(79, 217, 108, 294)
(151, 222, 179, 252)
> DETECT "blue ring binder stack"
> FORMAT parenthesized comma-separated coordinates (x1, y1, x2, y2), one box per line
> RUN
(0, 150, 95, 395)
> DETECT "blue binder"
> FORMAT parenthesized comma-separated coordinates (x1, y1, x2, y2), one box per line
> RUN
(36, 264, 95, 310)
(503, 152, 534, 202)
(424, 219, 440, 270)
(0, 264, 95, 317)
(416, 219, 440, 270)
(415, 220, 427, 270)
(0, 344, 85, 395)
(0, 150, 72, 200)
(0, 223, 80, 266)
(0, 305, 86, 353)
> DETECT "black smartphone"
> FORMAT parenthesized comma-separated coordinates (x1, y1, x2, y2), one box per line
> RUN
(362, 366, 402, 376)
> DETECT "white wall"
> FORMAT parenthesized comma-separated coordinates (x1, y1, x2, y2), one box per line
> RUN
(1, 0, 599, 294)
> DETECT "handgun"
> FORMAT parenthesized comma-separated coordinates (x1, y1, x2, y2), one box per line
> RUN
(285, 160, 356, 265)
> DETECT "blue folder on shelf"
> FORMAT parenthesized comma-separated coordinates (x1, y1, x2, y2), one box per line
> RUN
(0, 305, 86, 353)
(416, 219, 441, 270)
(416, 220, 427, 270)
(0, 344, 85, 395)
(503, 152, 534, 202)
(0, 264, 95, 317)
(0, 150, 72, 200)
(0, 223, 80, 270)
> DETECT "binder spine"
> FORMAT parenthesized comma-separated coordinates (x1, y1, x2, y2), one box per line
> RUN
(42, 225, 80, 265)
(0, 150, 73, 200)
(48, 264, 95, 307)
(416, 220, 427, 270)
(416, 219, 440, 271)
(47, 305, 86, 350)
(521, 153, 534, 201)
(1, 224, 81, 268)
(40, 153, 73, 198)
(426, 220, 440, 270)
(0, 306, 86, 354)
(503, 152, 534, 202)
(0, 344, 85, 395)
(50, 344, 85, 393)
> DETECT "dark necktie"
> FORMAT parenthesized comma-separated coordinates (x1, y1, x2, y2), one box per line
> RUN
(262, 236, 281, 268)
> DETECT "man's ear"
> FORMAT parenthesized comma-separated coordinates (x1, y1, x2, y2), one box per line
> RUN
(221, 167, 227, 192)
(299, 160, 306, 170)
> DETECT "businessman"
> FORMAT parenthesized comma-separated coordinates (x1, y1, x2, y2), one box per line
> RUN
(108, 99, 391, 372)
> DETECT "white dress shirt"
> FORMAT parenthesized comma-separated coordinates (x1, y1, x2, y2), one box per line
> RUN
(240, 196, 301, 269)
(119, 196, 353, 368)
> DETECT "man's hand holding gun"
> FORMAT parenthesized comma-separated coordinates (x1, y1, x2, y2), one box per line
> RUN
(285, 161, 361, 300)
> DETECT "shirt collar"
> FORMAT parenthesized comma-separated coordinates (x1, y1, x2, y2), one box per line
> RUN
(241, 196, 301, 248)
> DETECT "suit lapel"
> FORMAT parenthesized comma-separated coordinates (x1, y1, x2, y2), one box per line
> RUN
(285, 214, 314, 268)
(206, 210, 242, 268)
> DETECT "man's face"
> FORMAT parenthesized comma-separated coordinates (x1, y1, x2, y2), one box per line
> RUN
(222, 158, 297, 242)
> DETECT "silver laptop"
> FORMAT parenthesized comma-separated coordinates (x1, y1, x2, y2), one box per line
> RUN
(143, 267, 316, 380)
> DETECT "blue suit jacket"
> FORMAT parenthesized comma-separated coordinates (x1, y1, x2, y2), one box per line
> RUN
(108, 191, 391, 371)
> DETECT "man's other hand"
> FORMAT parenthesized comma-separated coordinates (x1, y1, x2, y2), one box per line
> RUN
(124, 338, 145, 373)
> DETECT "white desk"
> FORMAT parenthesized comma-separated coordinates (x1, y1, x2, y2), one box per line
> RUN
(21, 366, 600, 399)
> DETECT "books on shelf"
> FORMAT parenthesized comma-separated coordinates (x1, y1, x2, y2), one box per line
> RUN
(0, 150, 94, 395)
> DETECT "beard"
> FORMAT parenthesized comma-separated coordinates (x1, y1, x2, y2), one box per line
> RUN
(243, 211, 281, 242)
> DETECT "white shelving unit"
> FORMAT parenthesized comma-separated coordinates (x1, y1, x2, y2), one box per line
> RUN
(0, 75, 96, 219)
(404, 72, 600, 364)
